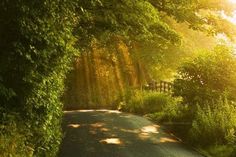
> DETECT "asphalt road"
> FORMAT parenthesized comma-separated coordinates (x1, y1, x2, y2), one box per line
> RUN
(58, 110, 203, 157)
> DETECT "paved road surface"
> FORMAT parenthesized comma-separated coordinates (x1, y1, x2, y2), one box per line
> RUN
(58, 110, 203, 157)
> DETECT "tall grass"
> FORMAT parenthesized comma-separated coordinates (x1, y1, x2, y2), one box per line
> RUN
(0, 119, 33, 157)
(189, 98, 236, 145)
(188, 98, 236, 157)
(119, 90, 183, 118)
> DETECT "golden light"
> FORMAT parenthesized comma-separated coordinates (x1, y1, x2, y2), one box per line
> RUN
(229, 0, 236, 4)
(67, 124, 80, 128)
(141, 125, 160, 134)
(98, 110, 121, 113)
(160, 137, 178, 143)
(64, 109, 122, 113)
(120, 128, 139, 134)
(220, 10, 236, 25)
(228, 11, 236, 24)
(138, 132, 150, 140)
(77, 109, 95, 112)
(100, 128, 110, 132)
(89, 130, 97, 135)
(100, 138, 122, 145)
(227, 0, 236, 24)
(63, 109, 95, 113)
(90, 122, 104, 128)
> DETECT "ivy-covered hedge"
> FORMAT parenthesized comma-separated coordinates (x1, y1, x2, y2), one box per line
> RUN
(0, 1, 77, 156)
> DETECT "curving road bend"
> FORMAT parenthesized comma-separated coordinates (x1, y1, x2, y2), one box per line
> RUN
(58, 110, 203, 157)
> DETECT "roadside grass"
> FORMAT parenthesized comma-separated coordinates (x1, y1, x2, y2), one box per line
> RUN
(0, 122, 33, 157)
(197, 145, 236, 157)
(120, 90, 236, 157)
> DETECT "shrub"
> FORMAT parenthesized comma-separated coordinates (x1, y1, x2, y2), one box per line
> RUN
(0, 114, 33, 157)
(201, 145, 236, 157)
(120, 90, 182, 116)
(189, 98, 236, 146)
(118, 89, 143, 114)
(173, 45, 236, 106)
(146, 97, 188, 123)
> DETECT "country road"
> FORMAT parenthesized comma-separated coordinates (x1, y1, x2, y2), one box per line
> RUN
(58, 110, 203, 157)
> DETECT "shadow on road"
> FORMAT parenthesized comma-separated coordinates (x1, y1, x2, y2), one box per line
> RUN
(58, 110, 203, 157)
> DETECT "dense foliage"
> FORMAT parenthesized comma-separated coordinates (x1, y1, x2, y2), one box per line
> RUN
(65, 0, 236, 109)
(173, 45, 236, 106)
(134, 45, 236, 157)
(190, 98, 236, 146)
(119, 90, 182, 116)
(171, 46, 236, 157)
(189, 98, 236, 157)
(1, 0, 236, 156)
(0, 0, 77, 156)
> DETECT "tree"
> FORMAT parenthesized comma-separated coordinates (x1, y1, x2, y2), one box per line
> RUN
(1, 0, 236, 156)
(150, 0, 236, 37)
(173, 45, 236, 106)
(65, 0, 236, 109)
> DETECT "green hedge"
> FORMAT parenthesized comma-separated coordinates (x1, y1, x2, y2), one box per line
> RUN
(0, 1, 77, 156)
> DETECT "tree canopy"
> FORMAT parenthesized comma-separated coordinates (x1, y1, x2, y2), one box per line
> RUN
(1, 0, 236, 156)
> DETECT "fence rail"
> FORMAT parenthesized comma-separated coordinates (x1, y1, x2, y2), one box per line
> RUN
(143, 80, 173, 93)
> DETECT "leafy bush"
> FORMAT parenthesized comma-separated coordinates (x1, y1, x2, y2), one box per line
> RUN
(119, 89, 145, 114)
(0, 114, 33, 157)
(119, 90, 182, 116)
(189, 98, 236, 146)
(172, 46, 236, 157)
(200, 145, 236, 157)
(148, 101, 189, 123)
(0, 1, 77, 156)
(173, 45, 236, 106)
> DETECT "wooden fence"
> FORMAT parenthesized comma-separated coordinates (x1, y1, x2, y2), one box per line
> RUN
(143, 80, 173, 93)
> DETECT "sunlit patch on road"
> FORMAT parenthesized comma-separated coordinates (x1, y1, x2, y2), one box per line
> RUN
(100, 138, 123, 145)
(77, 109, 95, 112)
(120, 128, 139, 134)
(98, 110, 121, 114)
(64, 109, 122, 114)
(138, 132, 150, 140)
(67, 124, 80, 128)
(64, 110, 94, 113)
(141, 125, 160, 134)
(60, 110, 204, 157)
(90, 122, 105, 128)
(160, 137, 178, 143)
(100, 127, 110, 132)
(89, 130, 97, 135)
